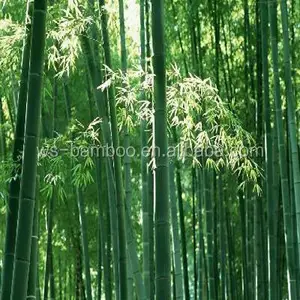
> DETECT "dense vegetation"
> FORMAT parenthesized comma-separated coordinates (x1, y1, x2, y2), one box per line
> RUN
(0, 0, 299, 299)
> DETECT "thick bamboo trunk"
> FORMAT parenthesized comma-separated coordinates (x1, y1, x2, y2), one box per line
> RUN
(10, 1, 47, 298)
(0, 2, 33, 298)
(152, 0, 171, 298)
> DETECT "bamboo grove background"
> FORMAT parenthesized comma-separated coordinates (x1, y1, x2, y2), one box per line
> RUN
(0, 0, 299, 299)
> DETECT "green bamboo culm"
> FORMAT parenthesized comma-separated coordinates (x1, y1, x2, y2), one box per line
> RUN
(26, 177, 40, 300)
(43, 77, 57, 300)
(204, 169, 216, 300)
(218, 174, 226, 300)
(106, 21, 128, 300)
(239, 190, 249, 300)
(268, 0, 297, 298)
(151, 0, 171, 299)
(140, 0, 151, 298)
(116, 0, 135, 298)
(42, 198, 54, 300)
(145, 1, 155, 297)
(260, 0, 278, 299)
(125, 208, 147, 300)
(0, 97, 7, 159)
(197, 169, 205, 300)
(102, 123, 146, 300)
(279, 0, 300, 265)
(95, 2, 128, 298)
(96, 8, 120, 298)
(81, 29, 128, 300)
(76, 189, 93, 300)
(174, 152, 190, 300)
(169, 162, 184, 300)
(95, 157, 111, 300)
(0, 2, 33, 299)
(10, 0, 47, 299)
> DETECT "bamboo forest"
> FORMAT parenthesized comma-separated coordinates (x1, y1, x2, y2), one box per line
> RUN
(1, 0, 300, 299)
